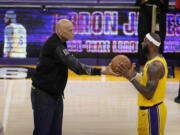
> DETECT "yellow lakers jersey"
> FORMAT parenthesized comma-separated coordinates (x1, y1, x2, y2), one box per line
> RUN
(138, 56, 168, 106)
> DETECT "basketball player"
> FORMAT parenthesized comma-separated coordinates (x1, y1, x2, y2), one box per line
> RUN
(4, 10, 27, 58)
(31, 19, 116, 135)
(136, 0, 169, 72)
(118, 33, 168, 135)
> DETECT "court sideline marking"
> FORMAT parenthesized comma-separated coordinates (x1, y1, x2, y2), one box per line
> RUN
(3, 80, 13, 134)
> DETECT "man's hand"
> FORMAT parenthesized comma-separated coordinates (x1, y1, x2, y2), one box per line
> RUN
(117, 62, 136, 80)
(101, 63, 121, 76)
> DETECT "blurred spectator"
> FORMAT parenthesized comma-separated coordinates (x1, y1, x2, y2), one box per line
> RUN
(174, 0, 180, 104)
(174, 84, 180, 104)
(136, 0, 169, 71)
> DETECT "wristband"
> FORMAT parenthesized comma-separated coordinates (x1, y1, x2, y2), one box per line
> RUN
(130, 72, 141, 82)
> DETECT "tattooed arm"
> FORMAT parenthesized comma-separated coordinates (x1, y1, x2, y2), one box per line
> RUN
(119, 60, 165, 100)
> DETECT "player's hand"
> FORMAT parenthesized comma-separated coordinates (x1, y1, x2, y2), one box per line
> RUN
(101, 63, 121, 76)
(117, 62, 136, 80)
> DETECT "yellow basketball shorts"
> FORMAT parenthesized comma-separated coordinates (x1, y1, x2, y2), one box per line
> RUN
(138, 102, 167, 135)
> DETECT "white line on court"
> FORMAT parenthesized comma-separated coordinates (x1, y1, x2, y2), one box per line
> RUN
(101, 75, 106, 82)
(3, 80, 13, 134)
(101, 66, 106, 82)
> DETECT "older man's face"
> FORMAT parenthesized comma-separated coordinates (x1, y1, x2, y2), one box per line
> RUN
(62, 24, 74, 41)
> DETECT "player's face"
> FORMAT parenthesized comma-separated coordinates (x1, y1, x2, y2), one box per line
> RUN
(142, 38, 148, 48)
(141, 38, 150, 54)
(63, 24, 74, 41)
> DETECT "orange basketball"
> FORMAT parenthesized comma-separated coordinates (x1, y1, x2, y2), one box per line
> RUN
(111, 55, 131, 74)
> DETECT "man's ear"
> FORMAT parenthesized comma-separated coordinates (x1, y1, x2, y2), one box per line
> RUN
(57, 30, 62, 37)
(59, 29, 64, 36)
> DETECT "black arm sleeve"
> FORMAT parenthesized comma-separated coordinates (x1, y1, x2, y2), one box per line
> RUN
(55, 46, 101, 75)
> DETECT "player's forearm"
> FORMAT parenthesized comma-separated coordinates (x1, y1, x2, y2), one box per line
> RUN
(130, 79, 154, 100)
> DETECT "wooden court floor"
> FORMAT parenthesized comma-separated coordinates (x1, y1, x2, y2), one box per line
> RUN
(0, 79, 180, 135)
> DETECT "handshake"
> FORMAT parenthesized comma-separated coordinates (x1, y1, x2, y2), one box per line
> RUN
(101, 55, 137, 81)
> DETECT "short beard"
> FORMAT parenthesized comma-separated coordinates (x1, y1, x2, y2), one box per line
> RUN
(142, 45, 149, 56)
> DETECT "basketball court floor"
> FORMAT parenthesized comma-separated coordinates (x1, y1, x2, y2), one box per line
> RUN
(0, 70, 180, 135)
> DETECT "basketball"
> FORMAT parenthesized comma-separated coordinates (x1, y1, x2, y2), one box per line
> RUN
(111, 55, 131, 74)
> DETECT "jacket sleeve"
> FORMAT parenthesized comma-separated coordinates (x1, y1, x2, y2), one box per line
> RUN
(55, 45, 101, 75)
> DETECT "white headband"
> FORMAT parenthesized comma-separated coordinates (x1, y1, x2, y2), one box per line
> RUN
(146, 33, 161, 47)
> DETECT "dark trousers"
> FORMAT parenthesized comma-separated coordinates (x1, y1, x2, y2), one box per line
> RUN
(138, 4, 166, 65)
(31, 88, 63, 135)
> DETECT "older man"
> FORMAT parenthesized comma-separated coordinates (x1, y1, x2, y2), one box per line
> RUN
(31, 19, 115, 135)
